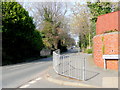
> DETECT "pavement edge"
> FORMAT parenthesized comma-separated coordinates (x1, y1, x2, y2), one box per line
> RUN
(45, 67, 101, 88)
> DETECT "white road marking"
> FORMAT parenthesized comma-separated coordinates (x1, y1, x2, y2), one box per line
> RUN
(29, 77, 42, 84)
(19, 77, 42, 88)
(20, 84, 30, 88)
(35, 77, 42, 81)
(29, 80, 37, 84)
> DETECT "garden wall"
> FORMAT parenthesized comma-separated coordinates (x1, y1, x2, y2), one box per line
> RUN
(96, 11, 120, 35)
(93, 11, 120, 70)
(93, 32, 119, 70)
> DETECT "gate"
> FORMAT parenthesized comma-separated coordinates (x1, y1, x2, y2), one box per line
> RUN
(53, 49, 86, 81)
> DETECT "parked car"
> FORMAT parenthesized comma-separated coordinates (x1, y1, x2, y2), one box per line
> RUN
(71, 46, 76, 49)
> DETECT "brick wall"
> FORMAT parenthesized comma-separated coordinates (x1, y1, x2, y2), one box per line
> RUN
(93, 32, 119, 70)
(96, 11, 120, 35)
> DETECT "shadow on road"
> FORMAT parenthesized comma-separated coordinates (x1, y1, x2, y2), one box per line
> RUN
(3, 57, 53, 67)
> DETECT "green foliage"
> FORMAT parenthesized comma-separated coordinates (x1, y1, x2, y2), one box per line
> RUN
(43, 8, 53, 23)
(102, 44, 105, 54)
(31, 30, 44, 51)
(41, 21, 55, 49)
(101, 36, 105, 54)
(87, 2, 112, 23)
(104, 29, 118, 34)
(102, 36, 104, 42)
(57, 40, 67, 53)
(41, 8, 58, 50)
(84, 49, 92, 54)
(87, 2, 119, 40)
(41, 7, 70, 53)
(2, 2, 44, 65)
(79, 34, 89, 50)
(59, 45, 67, 53)
(86, 2, 113, 54)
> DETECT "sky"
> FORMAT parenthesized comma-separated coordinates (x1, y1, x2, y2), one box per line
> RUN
(18, 0, 120, 45)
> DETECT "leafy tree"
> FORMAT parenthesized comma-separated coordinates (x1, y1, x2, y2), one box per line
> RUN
(20, 2, 75, 53)
(23, 2, 67, 30)
(39, 4, 70, 53)
(42, 21, 55, 50)
(70, 3, 92, 50)
(0, 2, 1, 32)
(87, 2, 120, 23)
(2, 2, 44, 65)
(87, 2, 112, 23)
(87, 2, 118, 41)
(59, 31, 75, 47)
(86, 2, 119, 53)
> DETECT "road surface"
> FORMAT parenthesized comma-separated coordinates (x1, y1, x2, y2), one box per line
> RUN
(1, 49, 80, 88)
(2, 57, 53, 88)
(2, 56, 77, 88)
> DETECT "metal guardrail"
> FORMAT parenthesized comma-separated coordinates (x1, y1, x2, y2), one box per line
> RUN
(53, 50, 86, 81)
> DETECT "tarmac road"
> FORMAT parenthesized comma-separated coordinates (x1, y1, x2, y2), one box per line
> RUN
(2, 57, 52, 88)
(1, 49, 80, 89)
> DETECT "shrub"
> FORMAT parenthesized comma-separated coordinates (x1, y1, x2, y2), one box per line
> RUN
(85, 49, 92, 54)
(2, 2, 44, 65)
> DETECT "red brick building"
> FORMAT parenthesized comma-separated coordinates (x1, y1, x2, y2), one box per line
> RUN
(93, 11, 120, 70)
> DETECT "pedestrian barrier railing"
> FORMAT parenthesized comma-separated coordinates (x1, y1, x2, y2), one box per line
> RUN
(53, 49, 86, 81)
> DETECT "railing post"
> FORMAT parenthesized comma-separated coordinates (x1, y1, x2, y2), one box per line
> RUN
(58, 54, 60, 74)
(69, 55, 70, 77)
(53, 51, 55, 71)
(83, 57, 86, 81)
